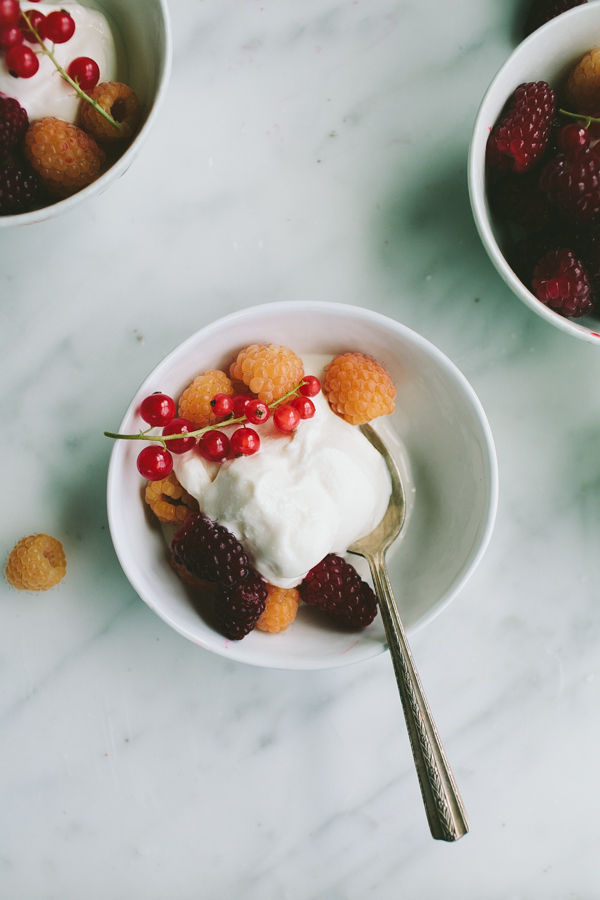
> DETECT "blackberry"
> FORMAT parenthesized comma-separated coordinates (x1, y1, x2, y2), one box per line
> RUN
(539, 146, 600, 223)
(0, 163, 41, 216)
(214, 572, 268, 640)
(171, 512, 250, 587)
(531, 247, 594, 317)
(486, 81, 556, 174)
(524, 0, 587, 38)
(0, 95, 28, 160)
(299, 554, 378, 628)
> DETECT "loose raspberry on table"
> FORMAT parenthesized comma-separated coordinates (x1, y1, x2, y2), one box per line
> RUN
(0, 95, 28, 160)
(486, 81, 556, 174)
(0, 163, 41, 216)
(5, 534, 66, 591)
(256, 584, 300, 633)
(299, 554, 377, 628)
(178, 370, 233, 428)
(79, 82, 141, 142)
(214, 571, 268, 640)
(531, 247, 593, 317)
(171, 512, 250, 587)
(144, 472, 198, 524)
(229, 344, 304, 404)
(523, 0, 587, 38)
(23, 117, 105, 195)
(566, 48, 600, 114)
(323, 352, 395, 425)
(539, 146, 600, 224)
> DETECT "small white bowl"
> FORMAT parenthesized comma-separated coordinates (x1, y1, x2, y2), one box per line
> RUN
(0, 0, 171, 228)
(107, 302, 498, 670)
(468, 2, 600, 343)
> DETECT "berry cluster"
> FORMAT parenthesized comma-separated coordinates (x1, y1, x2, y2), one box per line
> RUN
(485, 59, 600, 319)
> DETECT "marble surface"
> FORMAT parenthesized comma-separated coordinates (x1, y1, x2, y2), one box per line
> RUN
(3, 0, 600, 896)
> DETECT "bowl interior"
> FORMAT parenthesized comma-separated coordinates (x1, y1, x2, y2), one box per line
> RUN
(107, 302, 498, 670)
(468, 2, 600, 343)
(0, 0, 171, 228)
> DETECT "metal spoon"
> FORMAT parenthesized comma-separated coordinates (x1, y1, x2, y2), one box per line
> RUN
(348, 424, 469, 842)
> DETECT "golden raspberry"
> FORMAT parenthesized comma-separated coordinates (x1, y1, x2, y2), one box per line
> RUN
(5, 534, 66, 592)
(229, 344, 304, 404)
(178, 370, 234, 428)
(23, 117, 105, 195)
(79, 82, 141, 142)
(324, 352, 396, 425)
(566, 49, 600, 114)
(256, 584, 300, 633)
(144, 473, 198, 524)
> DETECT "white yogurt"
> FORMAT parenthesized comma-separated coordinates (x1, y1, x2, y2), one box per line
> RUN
(0, 1, 117, 123)
(174, 356, 392, 588)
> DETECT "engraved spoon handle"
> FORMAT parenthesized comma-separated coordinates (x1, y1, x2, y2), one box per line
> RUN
(366, 550, 469, 842)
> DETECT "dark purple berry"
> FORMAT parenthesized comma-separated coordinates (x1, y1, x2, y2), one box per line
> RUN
(539, 146, 600, 224)
(171, 512, 250, 587)
(0, 95, 28, 160)
(531, 247, 594, 318)
(0, 162, 40, 215)
(299, 554, 378, 628)
(214, 572, 268, 640)
(524, 0, 587, 38)
(486, 82, 556, 174)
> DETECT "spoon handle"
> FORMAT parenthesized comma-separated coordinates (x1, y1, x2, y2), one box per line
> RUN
(367, 551, 469, 842)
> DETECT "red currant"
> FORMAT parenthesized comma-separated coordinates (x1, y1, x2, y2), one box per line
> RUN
(230, 427, 260, 456)
(273, 404, 301, 433)
(137, 445, 173, 481)
(244, 399, 270, 424)
(67, 56, 100, 91)
(0, 24, 22, 50)
(210, 392, 234, 417)
(19, 9, 45, 42)
(198, 430, 230, 462)
(44, 9, 75, 43)
(5, 43, 39, 77)
(299, 376, 321, 397)
(162, 418, 196, 454)
(0, 0, 19, 30)
(558, 123, 590, 152)
(291, 396, 315, 419)
(140, 392, 176, 427)
(232, 394, 249, 417)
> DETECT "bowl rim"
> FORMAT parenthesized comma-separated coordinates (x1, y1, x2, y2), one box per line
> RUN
(106, 301, 499, 669)
(0, 0, 173, 229)
(467, 2, 600, 345)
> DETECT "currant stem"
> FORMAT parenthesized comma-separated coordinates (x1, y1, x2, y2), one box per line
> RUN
(20, 10, 122, 132)
(104, 380, 311, 444)
(559, 108, 600, 127)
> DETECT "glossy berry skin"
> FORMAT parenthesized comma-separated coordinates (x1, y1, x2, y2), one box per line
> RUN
(558, 124, 590, 152)
(19, 9, 45, 42)
(291, 396, 315, 420)
(210, 392, 234, 417)
(0, 0, 19, 29)
(44, 9, 75, 42)
(0, 163, 41, 215)
(273, 404, 300, 433)
(244, 399, 270, 424)
(232, 394, 250, 417)
(230, 427, 260, 456)
(299, 554, 377, 628)
(540, 146, 600, 223)
(299, 375, 321, 397)
(162, 417, 196, 454)
(198, 430, 230, 462)
(531, 248, 593, 318)
(140, 393, 176, 427)
(137, 445, 173, 481)
(67, 56, 100, 91)
(486, 81, 556, 173)
(0, 25, 22, 50)
(5, 43, 39, 77)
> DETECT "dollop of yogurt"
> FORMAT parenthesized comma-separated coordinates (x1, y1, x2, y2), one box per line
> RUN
(174, 358, 392, 588)
(0, 1, 117, 123)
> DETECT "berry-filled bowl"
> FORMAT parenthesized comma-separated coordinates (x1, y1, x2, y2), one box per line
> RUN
(468, 1, 600, 343)
(107, 302, 498, 670)
(0, 0, 171, 226)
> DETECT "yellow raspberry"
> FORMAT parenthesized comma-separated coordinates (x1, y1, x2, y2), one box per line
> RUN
(566, 49, 600, 114)
(5, 534, 66, 591)
(323, 352, 396, 425)
(144, 473, 198, 524)
(178, 370, 234, 428)
(79, 82, 141, 142)
(256, 584, 300, 633)
(23, 117, 105, 195)
(229, 344, 304, 404)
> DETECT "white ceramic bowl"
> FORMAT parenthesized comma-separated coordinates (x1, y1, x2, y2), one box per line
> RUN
(469, 2, 600, 343)
(107, 302, 498, 670)
(0, 0, 171, 228)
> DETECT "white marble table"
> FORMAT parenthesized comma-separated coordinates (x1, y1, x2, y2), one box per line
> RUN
(3, 0, 600, 896)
